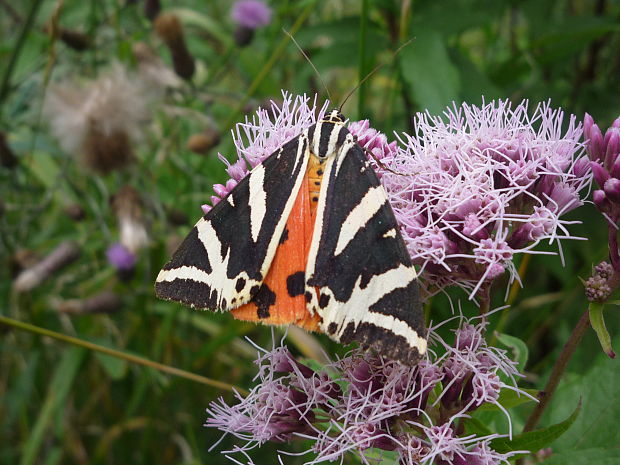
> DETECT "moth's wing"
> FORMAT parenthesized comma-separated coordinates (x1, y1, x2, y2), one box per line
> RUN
(231, 169, 320, 331)
(156, 134, 310, 311)
(306, 135, 427, 364)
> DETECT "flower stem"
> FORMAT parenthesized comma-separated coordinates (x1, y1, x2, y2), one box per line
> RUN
(522, 309, 590, 432)
(491, 254, 531, 345)
(357, 0, 369, 118)
(608, 225, 620, 271)
(478, 282, 491, 316)
(0, 315, 248, 395)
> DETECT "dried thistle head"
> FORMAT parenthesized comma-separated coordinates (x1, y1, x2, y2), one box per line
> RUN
(187, 128, 221, 155)
(110, 185, 149, 254)
(43, 65, 151, 174)
(154, 12, 195, 80)
(132, 42, 182, 91)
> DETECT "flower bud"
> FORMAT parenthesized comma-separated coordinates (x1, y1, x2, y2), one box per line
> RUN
(583, 113, 594, 139)
(610, 156, 620, 179)
(594, 261, 614, 279)
(604, 178, 620, 203)
(154, 13, 195, 80)
(234, 25, 254, 47)
(592, 189, 611, 212)
(187, 128, 221, 154)
(572, 157, 590, 177)
(604, 128, 620, 169)
(590, 161, 610, 187)
(144, 0, 161, 21)
(64, 203, 86, 221)
(166, 207, 189, 226)
(212, 183, 228, 198)
(58, 28, 92, 51)
(586, 123, 604, 161)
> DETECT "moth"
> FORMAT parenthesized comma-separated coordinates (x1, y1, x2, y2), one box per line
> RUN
(155, 109, 427, 364)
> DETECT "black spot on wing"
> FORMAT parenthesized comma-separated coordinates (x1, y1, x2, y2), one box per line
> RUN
(279, 228, 289, 245)
(253, 284, 276, 318)
(235, 277, 246, 293)
(318, 293, 330, 309)
(286, 271, 305, 297)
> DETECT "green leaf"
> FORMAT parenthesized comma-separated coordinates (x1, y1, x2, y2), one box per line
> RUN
(495, 332, 529, 371)
(540, 448, 620, 465)
(589, 302, 615, 358)
(476, 388, 539, 412)
(94, 352, 127, 380)
(490, 401, 581, 454)
(543, 341, 620, 451)
(20, 347, 85, 465)
(399, 27, 460, 114)
(463, 416, 494, 437)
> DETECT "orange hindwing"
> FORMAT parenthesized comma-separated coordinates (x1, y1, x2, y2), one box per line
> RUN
(231, 155, 325, 331)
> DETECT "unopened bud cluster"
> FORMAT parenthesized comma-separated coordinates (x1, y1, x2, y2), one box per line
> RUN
(586, 114, 620, 223)
(585, 261, 614, 302)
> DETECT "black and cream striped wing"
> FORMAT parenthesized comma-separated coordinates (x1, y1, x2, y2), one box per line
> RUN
(156, 134, 310, 311)
(305, 131, 427, 364)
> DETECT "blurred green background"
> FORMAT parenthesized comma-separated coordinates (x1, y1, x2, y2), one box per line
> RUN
(1, 0, 619, 464)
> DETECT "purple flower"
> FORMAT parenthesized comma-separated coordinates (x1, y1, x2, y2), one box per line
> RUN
(106, 243, 136, 270)
(385, 99, 591, 297)
(348, 119, 398, 178)
(231, 0, 272, 29)
(206, 318, 531, 464)
(205, 94, 591, 301)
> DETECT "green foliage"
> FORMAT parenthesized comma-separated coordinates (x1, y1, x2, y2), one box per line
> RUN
(491, 401, 581, 454)
(1, 0, 619, 464)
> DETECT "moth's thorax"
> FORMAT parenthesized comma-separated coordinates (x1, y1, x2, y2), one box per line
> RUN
(309, 112, 348, 159)
(322, 109, 345, 124)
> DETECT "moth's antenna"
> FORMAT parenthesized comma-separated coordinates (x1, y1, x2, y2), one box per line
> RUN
(338, 38, 415, 113)
(283, 28, 332, 102)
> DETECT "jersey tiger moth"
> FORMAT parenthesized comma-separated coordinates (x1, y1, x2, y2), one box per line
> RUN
(155, 109, 427, 364)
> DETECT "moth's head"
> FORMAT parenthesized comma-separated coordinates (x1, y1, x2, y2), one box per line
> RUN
(322, 109, 345, 124)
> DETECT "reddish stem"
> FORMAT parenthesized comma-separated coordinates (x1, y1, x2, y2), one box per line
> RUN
(522, 309, 590, 432)
(607, 225, 620, 271)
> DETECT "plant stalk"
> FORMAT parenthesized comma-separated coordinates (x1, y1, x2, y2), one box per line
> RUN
(522, 309, 590, 432)
(0, 315, 247, 395)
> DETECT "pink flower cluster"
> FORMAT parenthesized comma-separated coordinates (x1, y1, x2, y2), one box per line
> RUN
(205, 95, 591, 299)
(206, 320, 529, 464)
(384, 100, 591, 297)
